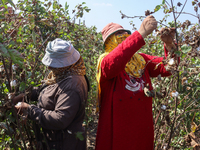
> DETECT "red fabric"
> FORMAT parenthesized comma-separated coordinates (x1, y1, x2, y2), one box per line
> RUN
(101, 22, 130, 42)
(95, 31, 171, 150)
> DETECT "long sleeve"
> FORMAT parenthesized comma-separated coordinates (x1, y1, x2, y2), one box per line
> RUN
(139, 53, 171, 77)
(28, 90, 80, 130)
(139, 44, 172, 78)
(100, 31, 145, 81)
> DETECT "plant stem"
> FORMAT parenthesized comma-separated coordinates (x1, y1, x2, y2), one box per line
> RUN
(174, 11, 198, 18)
(5, 119, 17, 150)
(175, 0, 187, 20)
(166, 0, 180, 149)
(31, 32, 53, 73)
(2, 56, 11, 91)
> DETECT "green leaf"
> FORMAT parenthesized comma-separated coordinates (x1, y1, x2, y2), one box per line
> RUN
(7, 114, 16, 122)
(154, 5, 161, 12)
(181, 53, 186, 59)
(85, 9, 91, 12)
(7, 0, 15, 8)
(0, 122, 8, 130)
(4, 88, 9, 93)
(32, 30, 36, 46)
(0, 122, 14, 134)
(191, 58, 195, 62)
(0, 43, 10, 57)
(30, 81, 36, 86)
(162, 0, 165, 4)
(196, 87, 200, 91)
(8, 49, 24, 66)
(19, 82, 26, 92)
(53, 1, 57, 9)
(174, 51, 181, 56)
(75, 132, 84, 141)
(65, 2, 69, 10)
(181, 44, 192, 53)
(3, 4, 8, 9)
(1, 0, 6, 5)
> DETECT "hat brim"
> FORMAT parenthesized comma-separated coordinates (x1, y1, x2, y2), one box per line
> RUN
(42, 47, 80, 68)
(103, 29, 131, 49)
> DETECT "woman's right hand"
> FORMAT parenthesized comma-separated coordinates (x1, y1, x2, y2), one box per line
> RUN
(160, 27, 176, 45)
(138, 15, 157, 38)
(15, 102, 30, 114)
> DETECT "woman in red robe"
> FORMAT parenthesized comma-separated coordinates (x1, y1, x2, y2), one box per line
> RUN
(95, 15, 176, 150)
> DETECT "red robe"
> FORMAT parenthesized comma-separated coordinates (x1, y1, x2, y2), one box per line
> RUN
(95, 31, 171, 150)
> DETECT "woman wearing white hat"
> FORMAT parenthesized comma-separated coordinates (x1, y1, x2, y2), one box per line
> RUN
(15, 38, 89, 150)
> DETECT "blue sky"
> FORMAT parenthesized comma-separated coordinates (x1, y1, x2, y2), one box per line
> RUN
(58, 0, 199, 32)
(12, 0, 199, 32)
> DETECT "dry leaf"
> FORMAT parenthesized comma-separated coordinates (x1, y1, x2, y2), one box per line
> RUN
(191, 122, 198, 133)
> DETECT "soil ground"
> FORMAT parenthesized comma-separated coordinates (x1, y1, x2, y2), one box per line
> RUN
(86, 108, 98, 150)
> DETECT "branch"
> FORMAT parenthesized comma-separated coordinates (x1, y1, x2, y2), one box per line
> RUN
(174, 11, 198, 18)
(154, 109, 162, 128)
(120, 11, 170, 28)
(8, 19, 24, 39)
(31, 32, 53, 74)
(120, 11, 146, 19)
(175, 0, 188, 20)
(166, 0, 180, 149)
(2, 56, 11, 91)
(157, 21, 170, 28)
(164, 0, 171, 8)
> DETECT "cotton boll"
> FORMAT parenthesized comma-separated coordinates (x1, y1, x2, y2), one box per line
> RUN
(15, 102, 22, 106)
(10, 80, 17, 87)
(171, 91, 179, 97)
(163, 145, 167, 150)
(8, 93, 12, 99)
(161, 105, 167, 110)
(168, 58, 175, 65)
(182, 77, 188, 85)
(186, 86, 191, 90)
(165, 65, 170, 71)
(0, 66, 4, 72)
(12, 64, 17, 70)
(168, 100, 172, 103)
(152, 83, 159, 88)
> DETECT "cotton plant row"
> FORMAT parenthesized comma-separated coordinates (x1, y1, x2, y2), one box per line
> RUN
(120, 0, 200, 149)
(152, 26, 200, 149)
(0, 0, 102, 149)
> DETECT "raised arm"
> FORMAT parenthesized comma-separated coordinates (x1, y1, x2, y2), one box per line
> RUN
(100, 15, 157, 81)
(100, 31, 145, 81)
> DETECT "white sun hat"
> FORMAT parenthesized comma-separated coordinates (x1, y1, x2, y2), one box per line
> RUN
(42, 38, 80, 68)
